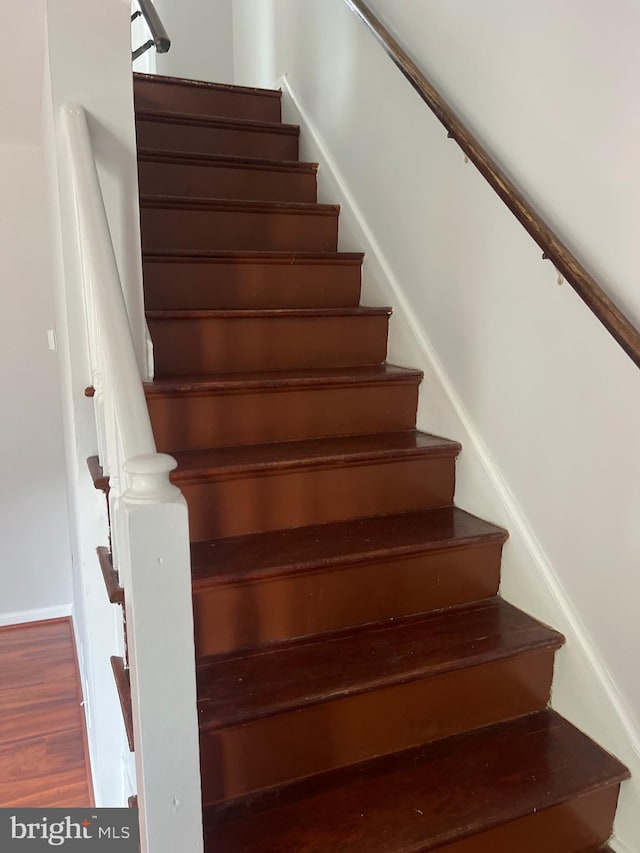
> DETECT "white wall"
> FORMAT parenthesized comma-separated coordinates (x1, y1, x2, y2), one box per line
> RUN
(364, 0, 640, 330)
(233, 1, 640, 848)
(0, 1, 73, 624)
(152, 0, 234, 83)
(43, 0, 145, 806)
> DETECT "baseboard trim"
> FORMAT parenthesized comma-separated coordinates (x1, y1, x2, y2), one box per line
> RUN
(611, 839, 634, 853)
(278, 71, 640, 850)
(0, 603, 72, 628)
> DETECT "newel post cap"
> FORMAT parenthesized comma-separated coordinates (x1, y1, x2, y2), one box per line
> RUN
(123, 453, 181, 504)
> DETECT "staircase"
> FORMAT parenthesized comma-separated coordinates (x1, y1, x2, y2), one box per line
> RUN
(127, 71, 628, 851)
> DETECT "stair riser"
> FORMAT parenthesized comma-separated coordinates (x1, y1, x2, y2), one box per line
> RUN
(148, 382, 419, 452)
(134, 81, 282, 123)
(431, 786, 620, 853)
(148, 315, 388, 375)
(138, 159, 317, 203)
(140, 206, 338, 253)
(180, 456, 456, 540)
(199, 650, 556, 804)
(142, 258, 362, 310)
(194, 544, 503, 657)
(136, 118, 298, 159)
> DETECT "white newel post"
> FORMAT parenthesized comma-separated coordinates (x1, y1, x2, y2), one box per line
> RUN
(116, 453, 203, 853)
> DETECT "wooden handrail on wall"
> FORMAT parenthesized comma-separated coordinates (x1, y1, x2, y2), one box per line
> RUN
(344, 0, 640, 370)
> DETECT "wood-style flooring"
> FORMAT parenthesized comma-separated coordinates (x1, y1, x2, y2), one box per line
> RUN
(0, 618, 93, 806)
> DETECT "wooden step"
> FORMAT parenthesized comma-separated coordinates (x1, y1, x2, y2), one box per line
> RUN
(87, 456, 108, 493)
(137, 149, 317, 203)
(86, 456, 110, 528)
(170, 431, 460, 541)
(133, 73, 282, 123)
(140, 196, 338, 253)
(110, 657, 134, 752)
(145, 364, 421, 452)
(196, 599, 563, 803)
(197, 599, 563, 803)
(147, 307, 389, 376)
(142, 250, 363, 311)
(191, 507, 507, 656)
(96, 546, 123, 605)
(135, 110, 299, 160)
(204, 710, 629, 851)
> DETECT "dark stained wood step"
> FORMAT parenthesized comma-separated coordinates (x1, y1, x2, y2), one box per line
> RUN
(170, 431, 460, 541)
(96, 546, 123, 605)
(142, 250, 363, 310)
(171, 430, 460, 481)
(145, 364, 421, 451)
(204, 710, 629, 851)
(110, 657, 134, 753)
(198, 599, 561, 726)
(134, 72, 282, 123)
(135, 110, 299, 160)
(192, 505, 506, 584)
(86, 456, 108, 493)
(137, 149, 318, 202)
(146, 306, 389, 376)
(140, 195, 339, 254)
(147, 306, 384, 319)
(146, 363, 421, 395)
(190, 506, 506, 655)
(196, 600, 563, 802)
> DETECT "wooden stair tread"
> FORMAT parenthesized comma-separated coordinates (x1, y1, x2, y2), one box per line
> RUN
(204, 710, 629, 851)
(190, 505, 505, 585)
(142, 249, 364, 263)
(135, 107, 299, 136)
(196, 599, 563, 729)
(145, 364, 421, 395)
(137, 147, 317, 174)
(169, 431, 461, 481)
(145, 306, 390, 320)
(87, 456, 108, 493)
(139, 193, 338, 215)
(110, 657, 134, 752)
(96, 547, 123, 604)
(133, 71, 282, 100)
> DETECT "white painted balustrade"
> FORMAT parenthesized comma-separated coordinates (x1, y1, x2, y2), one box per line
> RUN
(61, 104, 204, 853)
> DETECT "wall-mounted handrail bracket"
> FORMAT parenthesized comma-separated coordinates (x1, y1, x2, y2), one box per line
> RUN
(133, 40, 155, 62)
(132, 0, 170, 61)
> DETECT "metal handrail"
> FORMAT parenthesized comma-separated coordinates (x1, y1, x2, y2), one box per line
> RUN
(132, 0, 170, 62)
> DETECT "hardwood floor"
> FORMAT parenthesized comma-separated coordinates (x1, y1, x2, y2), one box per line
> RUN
(0, 618, 93, 806)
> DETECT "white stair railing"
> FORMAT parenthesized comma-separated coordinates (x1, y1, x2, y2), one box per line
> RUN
(61, 103, 203, 853)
